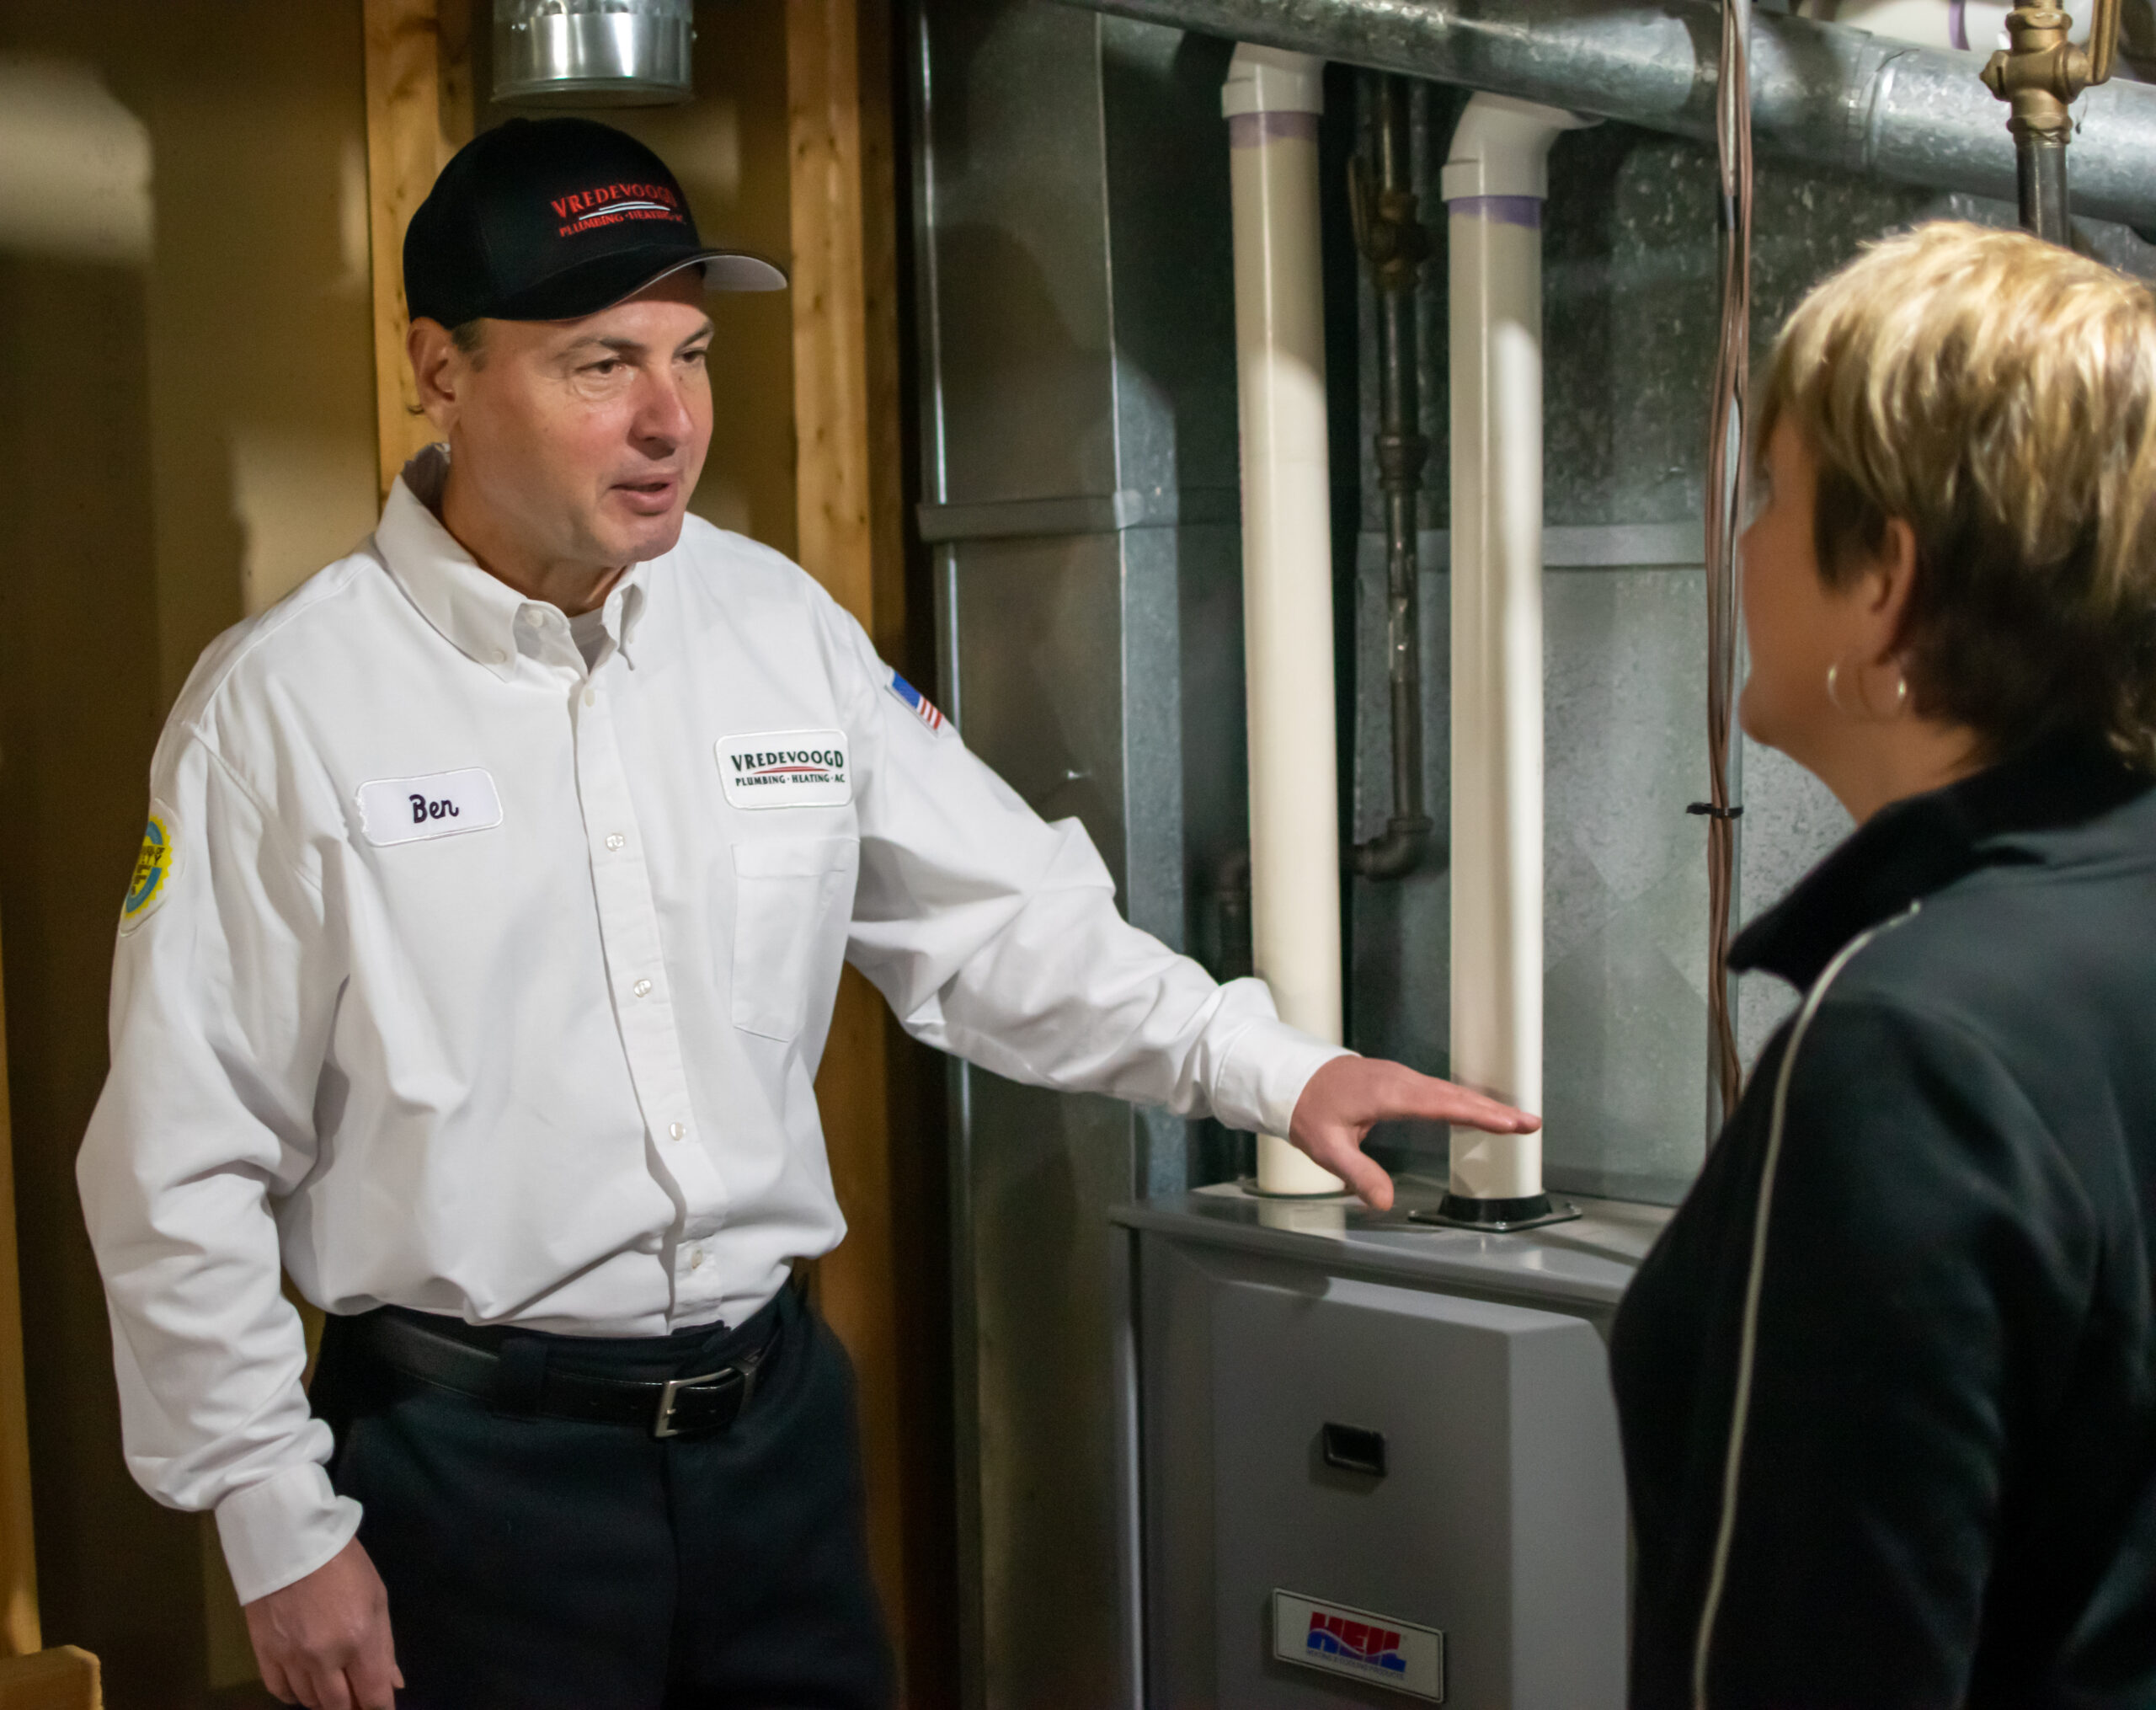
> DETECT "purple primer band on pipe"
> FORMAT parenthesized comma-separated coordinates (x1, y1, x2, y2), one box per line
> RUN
(1229, 110, 1320, 147)
(1448, 195, 1543, 228)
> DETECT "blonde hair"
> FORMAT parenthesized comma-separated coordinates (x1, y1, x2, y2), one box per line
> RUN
(1756, 220, 2156, 769)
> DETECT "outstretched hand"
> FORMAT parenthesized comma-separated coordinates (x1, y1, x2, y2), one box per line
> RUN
(1287, 1055, 1540, 1212)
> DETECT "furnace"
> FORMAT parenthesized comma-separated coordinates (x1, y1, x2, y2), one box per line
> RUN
(1112, 1182, 1661, 1706)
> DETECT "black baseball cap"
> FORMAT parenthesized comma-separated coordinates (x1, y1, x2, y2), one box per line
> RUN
(403, 116, 786, 328)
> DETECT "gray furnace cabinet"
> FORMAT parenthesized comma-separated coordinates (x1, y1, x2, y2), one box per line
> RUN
(1113, 1187, 1663, 1708)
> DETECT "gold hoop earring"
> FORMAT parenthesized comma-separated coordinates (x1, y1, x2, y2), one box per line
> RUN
(1827, 655, 1911, 722)
(1825, 658, 1850, 718)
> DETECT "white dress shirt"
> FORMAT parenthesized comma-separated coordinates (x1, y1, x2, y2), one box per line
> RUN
(77, 447, 1347, 1604)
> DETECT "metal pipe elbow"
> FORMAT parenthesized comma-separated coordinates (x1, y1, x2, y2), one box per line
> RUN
(1348, 815, 1438, 879)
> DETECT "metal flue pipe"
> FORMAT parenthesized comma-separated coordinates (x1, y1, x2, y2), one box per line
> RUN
(1053, 0, 2156, 232)
(495, 0, 695, 107)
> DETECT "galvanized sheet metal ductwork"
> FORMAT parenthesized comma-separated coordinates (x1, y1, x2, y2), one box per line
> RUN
(495, 0, 695, 107)
(1049, 0, 2156, 231)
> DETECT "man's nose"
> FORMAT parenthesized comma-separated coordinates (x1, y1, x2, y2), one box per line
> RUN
(629, 367, 696, 449)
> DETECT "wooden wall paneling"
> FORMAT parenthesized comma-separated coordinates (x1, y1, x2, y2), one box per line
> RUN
(364, 0, 474, 499)
(0, 932, 39, 1660)
(788, 0, 945, 1699)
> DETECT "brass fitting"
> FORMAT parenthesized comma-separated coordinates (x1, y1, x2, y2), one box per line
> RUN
(1348, 160, 1430, 294)
(1982, 1, 2121, 137)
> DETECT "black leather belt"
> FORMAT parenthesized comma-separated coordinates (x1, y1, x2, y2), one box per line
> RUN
(355, 1307, 781, 1440)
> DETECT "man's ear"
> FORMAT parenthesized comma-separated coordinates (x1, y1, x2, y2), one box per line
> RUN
(407, 317, 464, 435)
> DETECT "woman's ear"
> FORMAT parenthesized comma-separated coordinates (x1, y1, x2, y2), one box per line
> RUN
(1861, 516, 1920, 657)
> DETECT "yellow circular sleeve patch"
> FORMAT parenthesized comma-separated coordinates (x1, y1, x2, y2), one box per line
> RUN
(121, 808, 176, 931)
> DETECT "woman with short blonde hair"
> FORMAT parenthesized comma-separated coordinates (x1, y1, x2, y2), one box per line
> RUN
(1611, 222, 2156, 1708)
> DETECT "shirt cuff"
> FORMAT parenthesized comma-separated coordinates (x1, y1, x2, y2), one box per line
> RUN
(215, 1462, 364, 1605)
(1209, 1002, 1355, 1138)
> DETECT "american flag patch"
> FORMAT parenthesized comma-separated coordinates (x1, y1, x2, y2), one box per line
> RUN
(889, 672, 945, 733)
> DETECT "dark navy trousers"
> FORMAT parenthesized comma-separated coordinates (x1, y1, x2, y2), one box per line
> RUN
(311, 1283, 893, 1709)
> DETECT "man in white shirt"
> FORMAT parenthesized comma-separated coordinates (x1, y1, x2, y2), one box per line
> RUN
(77, 117, 1535, 1710)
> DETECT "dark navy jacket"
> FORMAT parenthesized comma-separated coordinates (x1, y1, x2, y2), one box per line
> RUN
(1611, 735, 2156, 1708)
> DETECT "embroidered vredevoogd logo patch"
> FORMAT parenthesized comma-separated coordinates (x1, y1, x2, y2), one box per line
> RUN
(717, 729, 852, 810)
(121, 808, 176, 932)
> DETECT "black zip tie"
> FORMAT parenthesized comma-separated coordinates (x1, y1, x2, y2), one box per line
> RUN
(1688, 802, 1745, 820)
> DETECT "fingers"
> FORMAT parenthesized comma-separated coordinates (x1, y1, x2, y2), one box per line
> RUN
(1302, 1130, 1396, 1212)
(1281, 1055, 1538, 1211)
(1382, 1063, 1540, 1134)
(271, 1656, 353, 1710)
(1291, 1055, 1540, 1141)
(259, 1658, 300, 1707)
(346, 1621, 403, 1710)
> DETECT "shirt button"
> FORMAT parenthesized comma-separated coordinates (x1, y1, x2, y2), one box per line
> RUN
(584, 687, 597, 707)
(669, 1121, 686, 1141)
(632, 978, 653, 998)
(688, 1248, 704, 1269)
(520, 607, 542, 628)
(606, 833, 625, 852)
(492, 648, 510, 664)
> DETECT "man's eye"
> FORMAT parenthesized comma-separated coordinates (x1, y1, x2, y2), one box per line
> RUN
(682, 347, 710, 365)
(586, 359, 623, 377)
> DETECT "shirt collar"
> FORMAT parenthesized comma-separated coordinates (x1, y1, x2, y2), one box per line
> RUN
(1730, 729, 2153, 991)
(600, 570, 648, 666)
(376, 444, 653, 680)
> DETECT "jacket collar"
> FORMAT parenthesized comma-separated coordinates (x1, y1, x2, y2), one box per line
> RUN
(1730, 731, 2153, 991)
(374, 444, 648, 681)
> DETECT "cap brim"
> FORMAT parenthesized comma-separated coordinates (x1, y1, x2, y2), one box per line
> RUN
(491, 245, 789, 323)
(643, 250, 791, 296)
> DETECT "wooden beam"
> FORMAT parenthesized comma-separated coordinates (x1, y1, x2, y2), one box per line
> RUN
(787, 0, 929, 1697)
(789, 0, 877, 636)
(0, 1646, 99, 1710)
(0, 930, 39, 1659)
(364, 0, 475, 500)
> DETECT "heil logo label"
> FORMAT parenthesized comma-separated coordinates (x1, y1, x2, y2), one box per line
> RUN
(1307, 1610, 1409, 1676)
(1272, 1590, 1444, 1701)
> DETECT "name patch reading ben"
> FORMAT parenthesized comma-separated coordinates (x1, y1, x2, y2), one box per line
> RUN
(718, 729, 851, 810)
(355, 769, 504, 847)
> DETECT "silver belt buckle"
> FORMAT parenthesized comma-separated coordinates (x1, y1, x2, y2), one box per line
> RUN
(653, 1366, 737, 1439)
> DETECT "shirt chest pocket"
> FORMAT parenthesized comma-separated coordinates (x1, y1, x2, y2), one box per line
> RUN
(729, 835, 858, 1041)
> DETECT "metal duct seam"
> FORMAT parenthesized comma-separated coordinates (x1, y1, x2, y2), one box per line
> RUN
(1047, 0, 2156, 232)
(1855, 48, 1910, 171)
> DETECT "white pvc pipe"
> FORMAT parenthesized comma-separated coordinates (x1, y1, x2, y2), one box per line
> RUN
(1225, 45, 1344, 1196)
(1811, 0, 2020, 51)
(1444, 94, 1591, 1204)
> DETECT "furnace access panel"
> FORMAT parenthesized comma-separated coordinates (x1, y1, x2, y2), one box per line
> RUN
(1122, 1190, 1646, 1707)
